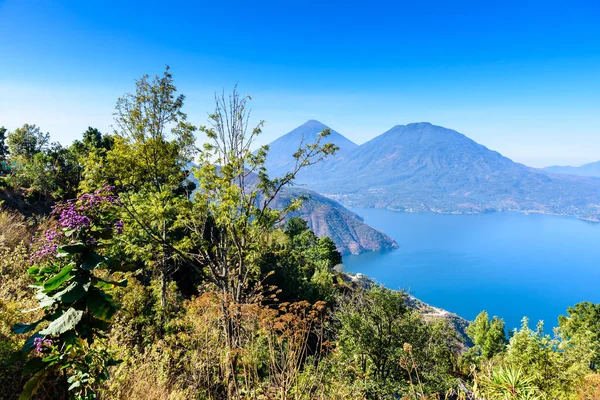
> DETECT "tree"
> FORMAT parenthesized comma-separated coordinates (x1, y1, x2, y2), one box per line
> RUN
(0, 126, 8, 162)
(559, 301, 600, 369)
(335, 286, 460, 397)
(7, 124, 49, 160)
(182, 87, 337, 396)
(466, 310, 507, 360)
(71, 127, 113, 158)
(8, 141, 81, 198)
(259, 217, 342, 303)
(81, 67, 197, 313)
(337, 286, 409, 394)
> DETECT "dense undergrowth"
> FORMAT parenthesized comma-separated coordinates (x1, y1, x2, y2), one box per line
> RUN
(1, 69, 600, 399)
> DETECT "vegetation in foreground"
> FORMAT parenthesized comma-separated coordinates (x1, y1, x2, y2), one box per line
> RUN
(1, 68, 600, 399)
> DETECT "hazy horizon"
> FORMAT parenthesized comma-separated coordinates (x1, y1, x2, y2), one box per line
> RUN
(1, 0, 599, 167)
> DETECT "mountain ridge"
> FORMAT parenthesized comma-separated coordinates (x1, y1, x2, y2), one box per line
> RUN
(543, 160, 600, 177)
(265, 121, 600, 221)
(264, 120, 358, 179)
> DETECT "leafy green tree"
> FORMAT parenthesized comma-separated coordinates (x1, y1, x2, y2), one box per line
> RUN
(0, 126, 8, 162)
(336, 287, 459, 398)
(71, 127, 113, 160)
(466, 311, 507, 360)
(502, 318, 591, 398)
(314, 236, 342, 268)
(7, 124, 49, 160)
(260, 218, 342, 303)
(9, 142, 81, 198)
(81, 67, 197, 310)
(559, 301, 600, 369)
(181, 87, 337, 396)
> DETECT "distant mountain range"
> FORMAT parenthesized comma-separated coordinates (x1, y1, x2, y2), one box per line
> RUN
(543, 161, 600, 177)
(265, 121, 600, 222)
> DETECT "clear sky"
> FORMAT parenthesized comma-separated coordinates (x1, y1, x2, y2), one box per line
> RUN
(1, 0, 599, 167)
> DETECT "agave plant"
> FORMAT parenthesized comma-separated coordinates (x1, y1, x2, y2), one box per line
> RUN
(475, 365, 544, 400)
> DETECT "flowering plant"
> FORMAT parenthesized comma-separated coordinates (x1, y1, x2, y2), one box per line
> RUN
(12, 186, 133, 400)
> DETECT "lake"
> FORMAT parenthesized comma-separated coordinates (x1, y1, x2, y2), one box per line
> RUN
(343, 208, 600, 330)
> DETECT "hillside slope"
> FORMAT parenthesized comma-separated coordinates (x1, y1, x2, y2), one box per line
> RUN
(274, 187, 398, 255)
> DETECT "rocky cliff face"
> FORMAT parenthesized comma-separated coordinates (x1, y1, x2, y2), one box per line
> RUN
(274, 186, 398, 255)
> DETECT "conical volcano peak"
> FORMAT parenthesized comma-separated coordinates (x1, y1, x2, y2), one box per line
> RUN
(299, 119, 329, 129)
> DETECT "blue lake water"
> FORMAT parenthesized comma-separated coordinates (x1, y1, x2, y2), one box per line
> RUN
(343, 208, 600, 330)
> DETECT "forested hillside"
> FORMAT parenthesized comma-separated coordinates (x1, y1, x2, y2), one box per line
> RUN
(1, 69, 600, 399)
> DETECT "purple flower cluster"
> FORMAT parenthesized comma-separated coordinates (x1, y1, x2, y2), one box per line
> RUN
(30, 229, 60, 261)
(53, 185, 122, 232)
(81, 186, 121, 207)
(58, 205, 91, 230)
(30, 186, 124, 264)
(33, 337, 53, 353)
(114, 220, 124, 235)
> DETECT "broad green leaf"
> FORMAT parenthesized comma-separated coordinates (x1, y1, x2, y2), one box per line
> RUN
(43, 264, 74, 292)
(94, 278, 127, 290)
(11, 320, 42, 334)
(18, 370, 48, 400)
(27, 267, 39, 275)
(86, 288, 116, 321)
(22, 357, 46, 375)
(82, 251, 106, 270)
(28, 288, 56, 311)
(39, 308, 84, 336)
(57, 276, 91, 304)
(57, 243, 86, 255)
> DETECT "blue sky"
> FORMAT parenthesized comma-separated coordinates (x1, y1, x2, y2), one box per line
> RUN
(1, 0, 599, 167)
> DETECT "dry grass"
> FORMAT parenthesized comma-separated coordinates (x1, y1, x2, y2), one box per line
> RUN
(578, 374, 600, 400)
(0, 207, 30, 248)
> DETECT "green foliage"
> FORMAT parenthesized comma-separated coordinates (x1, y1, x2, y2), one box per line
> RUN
(336, 286, 460, 398)
(559, 301, 600, 369)
(71, 127, 113, 157)
(474, 365, 544, 400)
(11, 187, 130, 399)
(0, 126, 9, 163)
(7, 124, 50, 160)
(260, 217, 342, 303)
(80, 67, 197, 313)
(501, 318, 590, 398)
(466, 310, 507, 360)
(5, 124, 82, 199)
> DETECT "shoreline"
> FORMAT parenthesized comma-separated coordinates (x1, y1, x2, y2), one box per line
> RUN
(357, 204, 600, 223)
